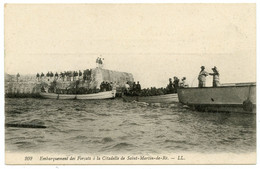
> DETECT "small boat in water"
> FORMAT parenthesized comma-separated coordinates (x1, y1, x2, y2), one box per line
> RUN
(40, 90, 116, 100)
(122, 93, 179, 104)
(177, 82, 256, 113)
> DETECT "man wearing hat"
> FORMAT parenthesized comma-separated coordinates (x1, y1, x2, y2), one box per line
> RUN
(209, 66, 220, 87)
(198, 66, 209, 87)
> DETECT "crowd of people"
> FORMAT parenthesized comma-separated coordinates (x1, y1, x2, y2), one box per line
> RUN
(42, 80, 116, 94)
(36, 62, 220, 96)
(124, 77, 189, 96)
(100, 81, 116, 92)
(36, 57, 104, 82)
(36, 69, 92, 82)
(42, 85, 101, 95)
(124, 81, 141, 96)
(166, 76, 189, 93)
(138, 87, 170, 96)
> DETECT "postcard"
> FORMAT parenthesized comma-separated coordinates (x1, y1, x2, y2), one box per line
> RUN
(4, 3, 256, 164)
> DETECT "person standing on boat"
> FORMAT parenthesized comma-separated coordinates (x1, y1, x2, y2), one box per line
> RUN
(209, 66, 220, 87)
(167, 78, 174, 93)
(173, 76, 180, 92)
(198, 66, 209, 87)
(180, 77, 189, 88)
(112, 81, 117, 91)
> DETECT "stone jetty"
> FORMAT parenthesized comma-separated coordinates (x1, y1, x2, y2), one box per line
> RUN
(5, 68, 134, 97)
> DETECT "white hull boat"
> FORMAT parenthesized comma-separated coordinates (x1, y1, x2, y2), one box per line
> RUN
(40, 90, 116, 100)
(122, 93, 178, 103)
(177, 83, 256, 113)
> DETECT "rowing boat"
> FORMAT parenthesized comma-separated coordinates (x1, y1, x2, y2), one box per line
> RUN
(122, 93, 179, 103)
(40, 90, 116, 100)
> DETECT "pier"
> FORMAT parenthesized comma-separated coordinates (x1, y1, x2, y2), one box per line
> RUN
(5, 68, 134, 97)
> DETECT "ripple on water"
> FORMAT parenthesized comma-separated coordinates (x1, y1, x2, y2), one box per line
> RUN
(5, 98, 256, 154)
(107, 142, 136, 152)
(101, 137, 114, 143)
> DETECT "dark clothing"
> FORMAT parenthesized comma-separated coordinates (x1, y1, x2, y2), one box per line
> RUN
(99, 59, 103, 65)
(173, 78, 179, 92)
(209, 72, 220, 87)
(136, 84, 141, 92)
(174, 79, 179, 88)
(132, 83, 136, 91)
(198, 81, 206, 88)
(167, 81, 174, 93)
(100, 82, 105, 91)
(169, 81, 173, 88)
(105, 82, 109, 91)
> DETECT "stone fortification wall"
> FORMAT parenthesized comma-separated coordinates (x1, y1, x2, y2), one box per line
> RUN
(5, 68, 134, 96)
(5, 81, 42, 94)
(90, 68, 134, 89)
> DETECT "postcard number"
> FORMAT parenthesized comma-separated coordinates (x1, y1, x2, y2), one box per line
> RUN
(25, 156, 33, 161)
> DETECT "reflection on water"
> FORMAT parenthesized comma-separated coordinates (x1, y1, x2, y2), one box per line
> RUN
(5, 98, 256, 154)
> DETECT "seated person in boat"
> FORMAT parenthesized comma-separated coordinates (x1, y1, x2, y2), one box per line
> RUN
(180, 77, 189, 88)
(112, 81, 117, 90)
(198, 66, 209, 88)
(105, 81, 110, 91)
(100, 81, 106, 91)
(124, 82, 130, 94)
(41, 86, 46, 92)
(109, 82, 114, 91)
(209, 66, 220, 87)
(129, 82, 136, 95)
(126, 81, 142, 96)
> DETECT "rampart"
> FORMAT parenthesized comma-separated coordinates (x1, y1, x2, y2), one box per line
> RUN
(5, 68, 134, 97)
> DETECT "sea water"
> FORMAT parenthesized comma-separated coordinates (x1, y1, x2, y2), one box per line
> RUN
(5, 98, 256, 154)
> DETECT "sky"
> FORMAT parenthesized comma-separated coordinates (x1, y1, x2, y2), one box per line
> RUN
(4, 4, 256, 88)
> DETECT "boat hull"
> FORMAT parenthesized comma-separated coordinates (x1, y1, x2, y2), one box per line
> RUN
(122, 93, 179, 103)
(40, 90, 116, 100)
(177, 83, 256, 113)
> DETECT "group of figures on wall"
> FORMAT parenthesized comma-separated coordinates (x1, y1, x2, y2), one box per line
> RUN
(35, 69, 92, 82)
